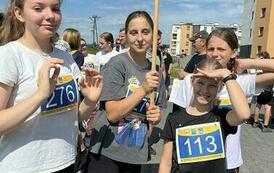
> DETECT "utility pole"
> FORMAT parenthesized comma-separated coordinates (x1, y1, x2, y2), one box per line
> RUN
(89, 15, 100, 45)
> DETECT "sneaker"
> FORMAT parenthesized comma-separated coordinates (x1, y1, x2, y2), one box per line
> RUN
(252, 122, 259, 128)
(149, 145, 157, 155)
(262, 126, 273, 133)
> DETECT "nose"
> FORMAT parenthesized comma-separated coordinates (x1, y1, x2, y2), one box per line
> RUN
(211, 49, 219, 58)
(137, 33, 143, 42)
(45, 8, 55, 20)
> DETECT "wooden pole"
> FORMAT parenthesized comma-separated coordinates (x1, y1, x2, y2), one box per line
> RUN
(150, 0, 159, 106)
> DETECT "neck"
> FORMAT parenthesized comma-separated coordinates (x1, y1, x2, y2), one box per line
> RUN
(128, 49, 147, 66)
(18, 33, 52, 54)
(198, 47, 207, 55)
(187, 100, 213, 116)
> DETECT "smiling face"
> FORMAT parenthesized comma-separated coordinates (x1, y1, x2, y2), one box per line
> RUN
(126, 17, 153, 55)
(206, 36, 237, 68)
(192, 75, 220, 105)
(15, 0, 61, 41)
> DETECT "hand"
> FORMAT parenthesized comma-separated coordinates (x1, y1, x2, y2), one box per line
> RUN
(79, 67, 103, 104)
(194, 68, 231, 80)
(178, 69, 188, 79)
(141, 71, 159, 95)
(37, 58, 64, 100)
(146, 103, 161, 125)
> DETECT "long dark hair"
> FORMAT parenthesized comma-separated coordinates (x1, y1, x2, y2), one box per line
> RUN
(125, 11, 154, 34)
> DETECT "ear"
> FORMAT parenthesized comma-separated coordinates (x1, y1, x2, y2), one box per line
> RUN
(14, 6, 25, 22)
(231, 49, 238, 58)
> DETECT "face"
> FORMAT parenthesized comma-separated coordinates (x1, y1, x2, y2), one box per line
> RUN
(99, 37, 111, 52)
(119, 30, 126, 46)
(206, 36, 237, 68)
(126, 17, 152, 55)
(80, 40, 87, 56)
(15, 0, 62, 40)
(191, 38, 205, 53)
(192, 75, 220, 105)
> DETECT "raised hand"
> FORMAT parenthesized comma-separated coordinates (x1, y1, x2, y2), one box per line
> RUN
(194, 68, 232, 80)
(37, 58, 64, 100)
(146, 103, 161, 125)
(79, 67, 103, 104)
(141, 70, 159, 95)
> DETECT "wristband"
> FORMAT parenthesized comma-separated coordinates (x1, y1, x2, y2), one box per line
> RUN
(222, 73, 237, 83)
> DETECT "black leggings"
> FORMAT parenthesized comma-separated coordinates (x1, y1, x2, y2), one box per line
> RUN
(87, 153, 141, 173)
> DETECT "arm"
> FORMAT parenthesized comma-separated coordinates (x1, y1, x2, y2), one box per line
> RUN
(168, 63, 173, 75)
(0, 58, 63, 135)
(106, 71, 159, 123)
(196, 68, 250, 126)
(178, 69, 189, 80)
(225, 77, 250, 126)
(158, 140, 173, 173)
(161, 63, 166, 81)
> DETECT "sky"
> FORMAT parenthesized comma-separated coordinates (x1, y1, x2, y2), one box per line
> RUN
(0, 0, 244, 44)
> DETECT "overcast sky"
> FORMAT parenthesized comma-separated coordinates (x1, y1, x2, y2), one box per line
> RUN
(0, 0, 244, 44)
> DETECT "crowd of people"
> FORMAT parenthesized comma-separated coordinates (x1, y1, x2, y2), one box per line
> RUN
(0, 0, 273, 173)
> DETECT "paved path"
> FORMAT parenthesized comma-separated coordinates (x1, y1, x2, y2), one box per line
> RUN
(141, 103, 274, 173)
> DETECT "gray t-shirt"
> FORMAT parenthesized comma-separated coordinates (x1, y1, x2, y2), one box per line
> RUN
(89, 52, 166, 164)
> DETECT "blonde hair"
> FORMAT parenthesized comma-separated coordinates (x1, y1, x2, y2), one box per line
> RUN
(193, 58, 223, 75)
(0, 0, 25, 45)
(0, 0, 62, 46)
(63, 28, 81, 51)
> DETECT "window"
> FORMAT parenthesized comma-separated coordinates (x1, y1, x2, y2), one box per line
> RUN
(259, 27, 264, 37)
(187, 26, 190, 31)
(257, 46, 262, 54)
(261, 8, 266, 18)
(185, 49, 189, 54)
(250, 29, 252, 38)
(172, 34, 177, 40)
(186, 41, 189, 46)
(251, 11, 254, 20)
(186, 34, 190, 38)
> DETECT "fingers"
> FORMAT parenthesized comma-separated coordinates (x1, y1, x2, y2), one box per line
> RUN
(146, 104, 161, 124)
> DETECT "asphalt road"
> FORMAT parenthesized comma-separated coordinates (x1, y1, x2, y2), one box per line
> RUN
(141, 102, 274, 173)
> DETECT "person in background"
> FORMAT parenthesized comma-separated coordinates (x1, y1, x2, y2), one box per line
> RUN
(163, 47, 173, 97)
(178, 30, 208, 80)
(80, 38, 96, 69)
(87, 10, 166, 173)
(93, 32, 118, 71)
(116, 28, 129, 53)
(0, 0, 103, 172)
(63, 28, 85, 69)
(253, 51, 273, 132)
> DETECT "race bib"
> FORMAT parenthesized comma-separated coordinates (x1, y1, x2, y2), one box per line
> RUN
(41, 74, 78, 116)
(176, 122, 225, 164)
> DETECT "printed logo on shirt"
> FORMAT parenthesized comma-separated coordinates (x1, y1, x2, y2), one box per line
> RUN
(41, 74, 78, 116)
(115, 76, 148, 148)
(176, 122, 225, 164)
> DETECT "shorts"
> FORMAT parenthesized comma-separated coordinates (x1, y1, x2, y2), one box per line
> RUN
(257, 90, 273, 105)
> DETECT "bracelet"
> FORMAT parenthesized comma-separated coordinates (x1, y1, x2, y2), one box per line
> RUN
(222, 73, 237, 83)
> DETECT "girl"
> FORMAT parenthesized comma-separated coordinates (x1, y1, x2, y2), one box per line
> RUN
(63, 28, 85, 69)
(93, 32, 118, 71)
(0, 0, 102, 172)
(87, 11, 166, 173)
(159, 59, 250, 173)
(170, 28, 274, 172)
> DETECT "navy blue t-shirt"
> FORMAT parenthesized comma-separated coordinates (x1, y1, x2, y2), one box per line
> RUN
(184, 54, 206, 73)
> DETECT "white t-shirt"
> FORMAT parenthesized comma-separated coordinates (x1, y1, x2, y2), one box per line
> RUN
(169, 73, 256, 169)
(0, 41, 81, 173)
(93, 49, 118, 71)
